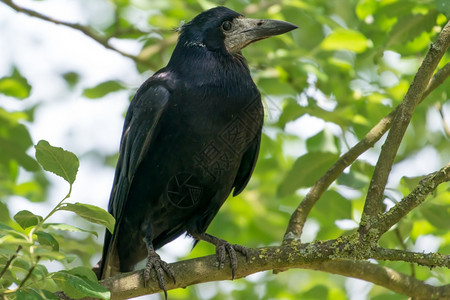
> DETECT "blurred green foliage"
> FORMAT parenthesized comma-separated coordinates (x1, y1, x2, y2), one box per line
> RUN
(0, 0, 449, 299)
(1, 140, 113, 298)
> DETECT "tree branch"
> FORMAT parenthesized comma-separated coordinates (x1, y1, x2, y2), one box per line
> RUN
(360, 20, 450, 226)
(282, 106, 398, 242)
(0, 246, 21, 279)
(0, 0, 158, 69)
(373, 248, 450, 269)
(99, 244, 450, 299)
(283, 61, 450, 243)
(371, 163, 450, 237)
(304, 260, 450, 299)
(394, 227, 416, 277)
(423, 62, 450, 100)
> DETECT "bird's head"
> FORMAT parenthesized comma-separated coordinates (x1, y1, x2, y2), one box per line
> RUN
(178, 6, 297, 55)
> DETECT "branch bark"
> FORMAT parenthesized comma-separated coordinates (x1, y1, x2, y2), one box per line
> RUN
(283, 61, 450, 243)
(373, 248, 450, 269)
(371, 163, 450, 237)
(99, 244, 450, 299)
(360, 20, 450, 226)
(305, 260, 450, 299)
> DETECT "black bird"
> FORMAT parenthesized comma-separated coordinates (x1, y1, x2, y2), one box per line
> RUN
(97, 6, 296, 296)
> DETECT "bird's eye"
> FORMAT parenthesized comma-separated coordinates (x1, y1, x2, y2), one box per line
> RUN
(221, 21, 232, 31)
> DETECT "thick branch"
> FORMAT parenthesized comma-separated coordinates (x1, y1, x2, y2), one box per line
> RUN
(99, 244, 450, 299)
(283, 62, 450, 243)
(361, 21, 450, 224)
(305, 260, 450, 299)
(0, 0, 157, 69)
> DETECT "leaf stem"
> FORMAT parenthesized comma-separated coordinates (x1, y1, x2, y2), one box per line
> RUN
(17, 256, 41, 289)
(27, 184, 73, 250)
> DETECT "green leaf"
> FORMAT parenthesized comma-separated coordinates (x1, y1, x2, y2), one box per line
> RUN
(306, 129, 340, 154)
(35, 140, 79, 185)
(276, 97, 306, 129)
(33, 263, 49, 278)
(43, 223, 98, 237)
(356, 0, 377, 20)
(258, 78, 297, 95)
(35, 231, 59, 251)
(0, 201, 11, 223)
(0, 110, 40, 171)
(421, 203, 450, 230)
(54, 271, 110, 299)
(301, 285, 329, 299)
(14, 210, 43, 229)
(337, 171, 369, 189)
(12, 181, 45, 202)
(0, 68, 31, 99)
(62, 71, 80, 88)
(0, 234, 32, 246)
(66, 274, 110, 299)
(321, 29, 369, 53)
(277, 152, 339, 197)
(400, 176, 423, 193)
(66, 254, 77, 264)
(387, 10, 439, 47)
(337, 160, 373, 189)
(83, 80, 125, 99)
(436, 0, 450, 18)
(67, 266, 99, 282)
(34, 248, 66, 260)
(15, 289, 48, 300)
(311, 190, 352, 222)
(59, 203, 115, 233)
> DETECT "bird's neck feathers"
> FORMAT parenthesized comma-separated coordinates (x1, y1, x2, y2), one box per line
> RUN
(167, 43, 252, 88)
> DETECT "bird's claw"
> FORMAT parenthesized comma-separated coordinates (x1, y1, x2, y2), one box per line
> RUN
(143, 252, 176, 300)
(215, 241, 249, 279)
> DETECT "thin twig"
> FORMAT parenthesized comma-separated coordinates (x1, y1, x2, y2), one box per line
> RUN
(360, 21, 450, 228)
(437, 102, 450, 136)
(17, 256, 41, 289)
(423, 62, 450, 100)
(394, 228, 416, 277)
(0, 0, 158, 69)
(0, 245, 22, 279)
(371, 163, 450, 236)
(373, 248, 450, 269)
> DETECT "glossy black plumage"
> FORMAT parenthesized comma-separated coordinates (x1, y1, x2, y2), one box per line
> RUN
(96, 6, 296, 295)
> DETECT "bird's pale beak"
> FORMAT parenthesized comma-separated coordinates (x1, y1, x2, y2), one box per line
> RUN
(224, 17, 298, 53)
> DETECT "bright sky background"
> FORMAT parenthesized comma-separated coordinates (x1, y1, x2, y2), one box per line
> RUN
(1, 1, 447, 298)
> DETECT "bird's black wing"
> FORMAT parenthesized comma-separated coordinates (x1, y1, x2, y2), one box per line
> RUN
(232, 131, 261, 196)
(99, 84, 170, 279)
(231, 92, 264, 197)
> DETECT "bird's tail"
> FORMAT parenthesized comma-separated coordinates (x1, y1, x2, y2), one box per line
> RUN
(96, 228, 120, 280)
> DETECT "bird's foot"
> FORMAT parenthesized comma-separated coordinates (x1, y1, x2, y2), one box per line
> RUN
(143, 252, 176, 300)
(191, 232, 249, 279)
(214, 239, 249, 279)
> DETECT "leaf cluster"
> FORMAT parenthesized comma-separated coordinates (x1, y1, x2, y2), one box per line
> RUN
(0, 141, 114, 299)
